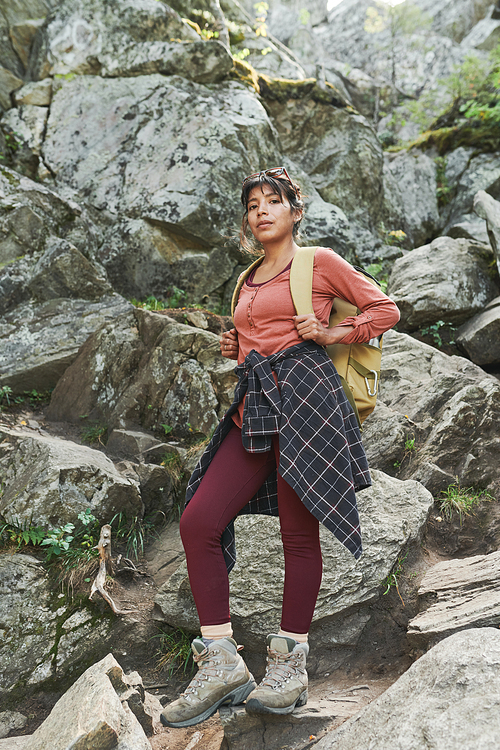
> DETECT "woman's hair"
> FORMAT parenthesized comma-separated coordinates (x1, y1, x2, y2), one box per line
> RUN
(239, 172, 305, 255)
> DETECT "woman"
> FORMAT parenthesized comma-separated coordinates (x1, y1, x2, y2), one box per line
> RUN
(160, 167, 400, 728)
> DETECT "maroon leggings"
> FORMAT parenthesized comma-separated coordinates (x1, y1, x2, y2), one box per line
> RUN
(179, 425, 323, 634)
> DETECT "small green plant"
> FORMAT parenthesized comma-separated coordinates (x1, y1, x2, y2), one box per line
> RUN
(254, 1, 269, 37)
(154, 627, 196, 675)
(24, 388, 52, 407)
(420, 320, 456, 347)
(0, 385, 14, 409)
(382, 550, 408, 606)
(364, 262, 389, 293)
(41, 523, 75, 561)
(439, 483, 495, 524)
(161, 424, 174, 436)
(434, 156, 452, 207)
(81, 422, 108, 445)
(298, 7, 310, 25)
(404, 436, 416, 452)
(110, 512, 158, 560)
(0, 516, 45, 548)
(233, 47, 250, 61)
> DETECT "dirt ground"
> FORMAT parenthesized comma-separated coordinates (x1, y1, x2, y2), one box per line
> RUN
(2, 403, 499, 749)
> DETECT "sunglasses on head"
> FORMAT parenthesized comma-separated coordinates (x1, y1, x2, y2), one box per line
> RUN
(242, 166, 294, 187)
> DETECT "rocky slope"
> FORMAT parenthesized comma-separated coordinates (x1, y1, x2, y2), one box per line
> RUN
(1, 1, 500, 749)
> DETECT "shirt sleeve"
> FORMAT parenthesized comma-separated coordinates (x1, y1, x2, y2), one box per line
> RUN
(314, 247, 400, 344)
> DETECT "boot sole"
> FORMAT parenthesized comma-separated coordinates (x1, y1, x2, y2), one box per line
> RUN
(160, 677, 257, 728)
(245, 688, 308, 715)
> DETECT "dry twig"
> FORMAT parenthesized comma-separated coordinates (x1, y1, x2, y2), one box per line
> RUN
(89, 524, 136, 615)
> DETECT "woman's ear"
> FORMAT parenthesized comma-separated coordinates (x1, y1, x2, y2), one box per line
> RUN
(293, 208, 304, 224)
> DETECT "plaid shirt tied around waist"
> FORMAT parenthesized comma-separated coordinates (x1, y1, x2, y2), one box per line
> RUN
(185, 341, 370, 572)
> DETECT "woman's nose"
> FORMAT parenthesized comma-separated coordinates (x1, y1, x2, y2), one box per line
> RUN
(257, 203, 268, 215)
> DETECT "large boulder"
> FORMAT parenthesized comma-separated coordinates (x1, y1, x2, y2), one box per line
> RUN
(441, 147, 500, 234)
(474, 189, 500, 274)
(46, 308, 237, 438)
(386, 236, 499, 330)
(154, 470, 433, 651)
(362, 330, 500, 498)
(0, 294, 133, 392)
(262, 82, 384, 237)
(42, 74, 280, 247)
(0, 553, 113, 702)
(24, 653, 157, 750)
(28, 0, 235, 84)
(383, 150, 439, 248)
(0, 426, 143, 528)
(407, 550, 500, 648)
(455, 296, 500, 366)
(313, 628, 500, 750)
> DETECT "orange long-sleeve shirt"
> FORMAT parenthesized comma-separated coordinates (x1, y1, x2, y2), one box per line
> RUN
(231, 247, 400, 427)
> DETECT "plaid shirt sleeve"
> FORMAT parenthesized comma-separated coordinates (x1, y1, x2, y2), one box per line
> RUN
(185, 341, 370, 572)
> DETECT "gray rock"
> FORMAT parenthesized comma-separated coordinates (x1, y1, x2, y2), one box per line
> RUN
(0, 426, 143, 528)
(220, 699, 336, 750)
(12, 79, 52, 106)
(97, 216, 238, 304)
(0, 166, 103, 270)
(461, 4, 500, 50)
(387, 236, 499, 330)
(474, 189, 500, 274)
(383, 150, 439, 248)
(28, 237, 112, 301)
(0, 68, 23, 111)
(0, 712, 27, 740)
(407, 551, 500, 648)
(8, 18, 46, 71)
(24, 654, 151, 750)
(0, 294, 133, 392)
(446, 212, 490, 244)
(442, 149, 500, 233)
(1, 105, 47, 156)
(363, 330, 500, 498)
(30, 0, 201, 79)
(0, 553, 112, 700)
(314, 628, 500, 750)
(43, 74, 280, 247)
(154, 469, 433, 650)
(416, 0, 493, 43)
(46, 308, 235, 438)
(0, 739, 28, 749)
(456, 296, 500, 365)
(106, 428, 165, 459)
(264, 89, 384, 232)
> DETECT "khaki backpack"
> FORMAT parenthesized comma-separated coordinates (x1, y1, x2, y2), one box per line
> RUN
(230, 246, 383, 426)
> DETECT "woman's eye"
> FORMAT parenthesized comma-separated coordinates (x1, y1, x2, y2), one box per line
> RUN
(248, 204, 257, 211)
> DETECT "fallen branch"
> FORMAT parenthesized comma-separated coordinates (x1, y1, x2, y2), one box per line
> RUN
(89, 524, 136, 615)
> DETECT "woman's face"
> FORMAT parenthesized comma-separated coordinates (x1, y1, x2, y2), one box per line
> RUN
(246, 183, 299, 244)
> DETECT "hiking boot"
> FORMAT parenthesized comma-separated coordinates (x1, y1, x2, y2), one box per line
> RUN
(245, 634, 308, 715)
(160, 637, 256, 728)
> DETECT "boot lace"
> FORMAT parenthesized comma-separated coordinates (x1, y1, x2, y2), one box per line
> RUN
(181, 644, 243, 697)
(260, 647, 304, 690)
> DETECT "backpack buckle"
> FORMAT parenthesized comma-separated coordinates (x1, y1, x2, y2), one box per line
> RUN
(365, 371, 378, 397)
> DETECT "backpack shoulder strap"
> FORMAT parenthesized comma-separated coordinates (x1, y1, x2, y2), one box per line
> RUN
(230, 256, 265, 318)
(289, 246, 317, 315)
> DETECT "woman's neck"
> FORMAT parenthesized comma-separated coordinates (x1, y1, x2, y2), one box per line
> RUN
(260, 238, 298, 270)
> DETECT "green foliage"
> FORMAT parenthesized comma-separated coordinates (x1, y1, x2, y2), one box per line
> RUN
(154, 627, 196, 675)
(0, 385, 13, 408)
(41, 523, 75, 561)
(298, 8, 310, 25)
(161, 423, 174, 436)
(420, 319, 455, 347)
(110, 512, 158, 560)
(254, 1, 269, 37)
(161, 451, 185, 491)
(232, 47, 250, 61)
(81, 422, 108, 445)
(439, 483, 495, 524)
(0, 517, 45, 548)
(364, 2, 431, 88)
(382, 550, 408, 605)
(0, 385, 53, 411)
(364, 262, 388, 293)
(434, 156, 452, 207)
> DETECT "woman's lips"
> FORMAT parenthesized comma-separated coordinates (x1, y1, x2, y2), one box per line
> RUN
(257, 221, 273, 227)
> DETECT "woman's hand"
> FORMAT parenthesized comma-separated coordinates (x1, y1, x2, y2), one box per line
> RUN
(220, 328, 239, 360)
(294, 314, 354, 346)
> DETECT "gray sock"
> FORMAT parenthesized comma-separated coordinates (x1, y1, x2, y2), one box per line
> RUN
(202, 637, 214, 648)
